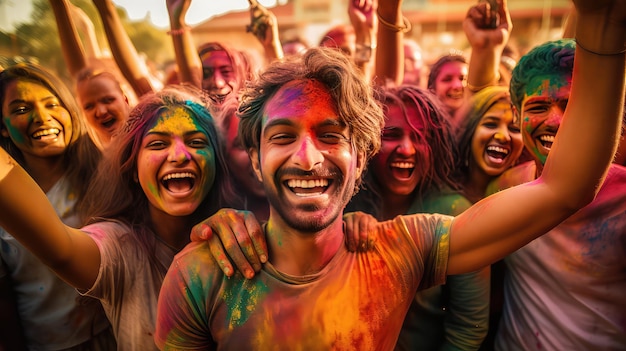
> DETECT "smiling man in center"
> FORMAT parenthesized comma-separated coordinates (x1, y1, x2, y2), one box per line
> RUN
(155, 7, 626, 346)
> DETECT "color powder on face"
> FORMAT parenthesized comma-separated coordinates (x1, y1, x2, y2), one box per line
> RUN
(142, 107, 200, 202)
(153, 107, 202, 134)
(269, 79, 335, 116)
(200, 51, 214, 61)
(524, 74, 571, 100)
(520, 74, 571, 166)
(2, 116, 25, 144)
(138, 106, 215, 213)
(146, 181, 159, 199)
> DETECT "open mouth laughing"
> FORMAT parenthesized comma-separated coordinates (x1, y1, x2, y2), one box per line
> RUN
(286, 178, 330, 197)
(162, 172, 196, 194)
(538, 134, 555, 150)
(101, 117, 117, 130)
(32, 128, 60, 140)
(485, 145, 510, 165)
(390, 161, 415, 179)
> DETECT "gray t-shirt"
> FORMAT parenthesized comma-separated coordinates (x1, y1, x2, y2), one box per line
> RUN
(82, 221, 177, 351)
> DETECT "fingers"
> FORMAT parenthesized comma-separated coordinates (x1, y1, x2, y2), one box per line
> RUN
(208, 233, 235, 277)
(212, 210, 259, 279)
(343, 211, 378, 252)
(343, 213, 359, 252)
(365, 214, 377, 250)
(196, 209, 265, 279)
(357, 220, 369, 252)
(243, 212, 268, 264)
(352, 0, 372, 12)
(356, 212, 377, 252)
(498, 0, 512, 28)
(190, 222, 211, 241)
(479, 3, 493, 29)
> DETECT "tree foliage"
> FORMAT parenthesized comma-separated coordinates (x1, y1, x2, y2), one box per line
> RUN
(0, 0, 173, 86)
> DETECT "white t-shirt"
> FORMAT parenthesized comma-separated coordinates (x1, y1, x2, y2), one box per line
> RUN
(495, 165, 626, 350)
(0, 176, 112, 350)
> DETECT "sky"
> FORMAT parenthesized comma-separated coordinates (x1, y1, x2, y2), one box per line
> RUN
(111, 0, 279, 28)
(0, 0, 279, 31)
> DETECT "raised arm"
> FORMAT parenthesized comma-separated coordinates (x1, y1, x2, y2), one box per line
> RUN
(464, 0, 512, 94)
(448, 0, 626, 274)
(93, 0, 155, 97)
(49, 0, 89, 78)
(373, 0, 404, 85)
(167, 0, 202, 89)
(0, 149, 101, 291)
(69, 3, 104, 59)
(247, 0, 284, 64)
(348, 0, 378, 81)
(560, 3, 626, 167)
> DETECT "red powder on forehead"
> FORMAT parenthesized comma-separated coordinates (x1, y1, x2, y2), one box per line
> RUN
(273, 79, 334, 107)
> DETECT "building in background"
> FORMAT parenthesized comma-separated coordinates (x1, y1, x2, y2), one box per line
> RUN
(191, 0, 570, 67)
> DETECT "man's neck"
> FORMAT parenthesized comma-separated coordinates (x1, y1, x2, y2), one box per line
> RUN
(265, 214, 345, 276)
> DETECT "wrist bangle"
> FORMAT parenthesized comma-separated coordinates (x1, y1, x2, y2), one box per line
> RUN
(377, 10, 412, 33)
(466, 82, 491, 93)
(466, 72, 501, 93)
(575, 38, 626, 56)
(167, 26, 189, 36)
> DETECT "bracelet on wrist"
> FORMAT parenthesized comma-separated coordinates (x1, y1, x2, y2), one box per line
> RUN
(167, 26, 189, 36)
(466, 72, 501, 93)
(575, 38, 626, 56)
(377, 10, 412, 33)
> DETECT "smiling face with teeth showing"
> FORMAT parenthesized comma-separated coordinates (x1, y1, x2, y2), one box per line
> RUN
(199, 43, 249, 107)
(509, 40, 576, 173)
(1, 79, 73, 161)
(517, 74, 571, 168)
(470, 99, 522, 177)
(370, 102, 428, 198)
(137, 106, 216, 218)
(249, 79, 365, 233)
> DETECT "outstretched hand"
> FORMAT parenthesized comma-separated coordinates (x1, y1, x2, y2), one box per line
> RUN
(190, 208, 267, 279)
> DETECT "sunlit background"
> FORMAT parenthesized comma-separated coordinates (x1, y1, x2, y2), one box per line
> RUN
(0, 0, 570, 89)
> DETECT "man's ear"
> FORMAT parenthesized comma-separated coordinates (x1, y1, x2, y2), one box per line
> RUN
(249, 148, 263, 182)
(512, 105, 521, 126)
(355, 151, 366, 180)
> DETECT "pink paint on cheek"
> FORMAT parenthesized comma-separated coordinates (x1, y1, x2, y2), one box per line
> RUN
(545, 111, 563, 126)
(523, 115, 542, 134)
